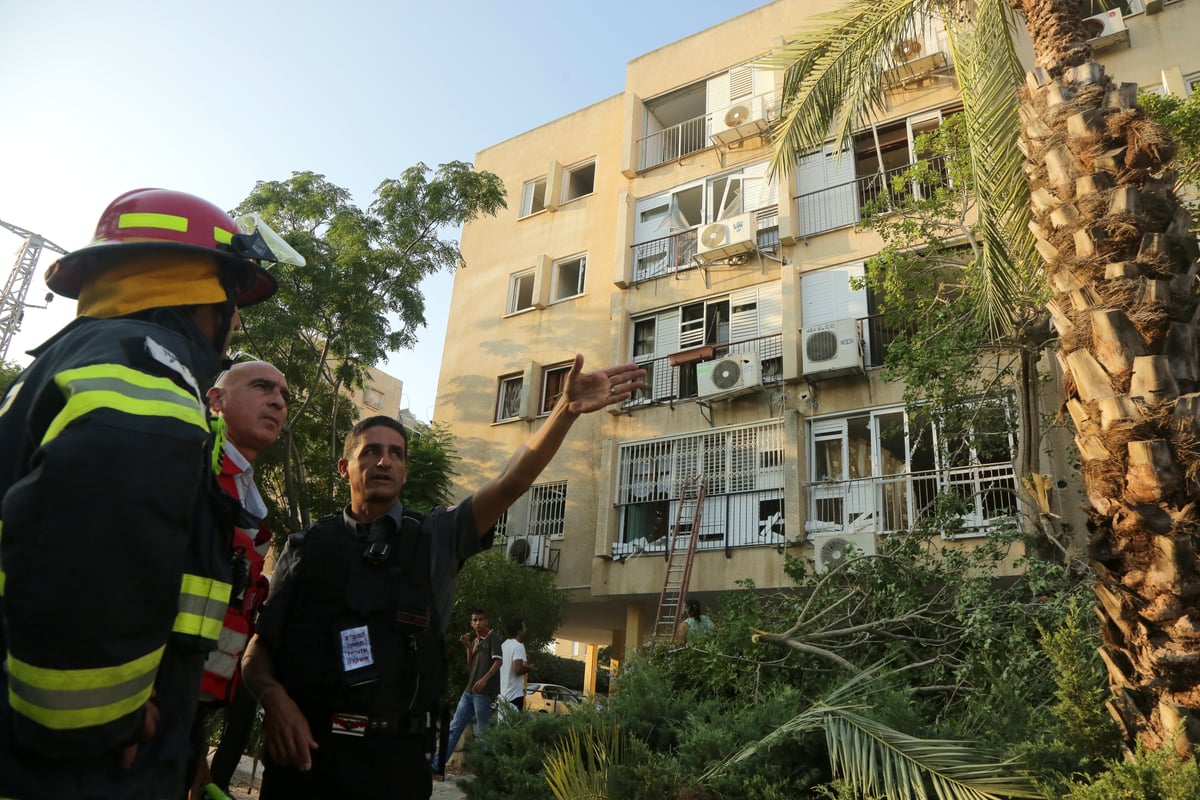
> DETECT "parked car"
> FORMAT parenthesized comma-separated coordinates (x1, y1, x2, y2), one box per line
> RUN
(524, 682, 584, 715)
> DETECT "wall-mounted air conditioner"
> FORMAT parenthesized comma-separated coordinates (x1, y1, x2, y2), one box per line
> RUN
(711, 95, 769, 145)
(696, 213, 757, 261)
(697, 353, 761, 400)
(813, 531, 877, 572)
(1082, 9, 1129, 51)
(801, 317, 863, 378)
(506, 534, 548, 568)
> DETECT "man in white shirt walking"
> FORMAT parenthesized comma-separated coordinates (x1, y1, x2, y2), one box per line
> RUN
(500, 618, 534, 711)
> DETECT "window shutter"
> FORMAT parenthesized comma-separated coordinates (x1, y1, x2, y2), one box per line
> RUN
(802, 263, 867, 326)
(729, 65, 753, 101)
(729, 287, 760, 342)
(656, 309, 681, 358)
(758, 283, 782, 334)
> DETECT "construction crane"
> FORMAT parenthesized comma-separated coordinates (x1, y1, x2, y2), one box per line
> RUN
(0, 219, 68, 362)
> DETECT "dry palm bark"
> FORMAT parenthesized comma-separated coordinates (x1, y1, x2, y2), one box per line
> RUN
(1011, 0, 1200, 754)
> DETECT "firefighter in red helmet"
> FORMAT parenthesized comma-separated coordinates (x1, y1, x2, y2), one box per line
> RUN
(0, 188, 300, 800)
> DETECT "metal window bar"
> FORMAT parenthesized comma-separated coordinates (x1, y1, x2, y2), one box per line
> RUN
(530, 481, 567, 538)
(613, 421, 786, 558)
(639, 115, 709, 171)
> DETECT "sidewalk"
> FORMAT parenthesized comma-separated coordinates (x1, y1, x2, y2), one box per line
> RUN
(222, 754, 468, 799)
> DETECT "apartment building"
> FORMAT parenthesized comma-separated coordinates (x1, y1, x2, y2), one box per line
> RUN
(435, 0, 1200, 681)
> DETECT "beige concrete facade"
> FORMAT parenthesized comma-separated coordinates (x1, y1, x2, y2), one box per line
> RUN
(435, 0, 1200, 670)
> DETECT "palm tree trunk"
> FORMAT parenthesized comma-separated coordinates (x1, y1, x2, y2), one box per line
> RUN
(1012, 0, 1200, 755)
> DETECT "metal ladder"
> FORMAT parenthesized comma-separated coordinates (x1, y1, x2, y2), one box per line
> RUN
(651, 475, 706, 643)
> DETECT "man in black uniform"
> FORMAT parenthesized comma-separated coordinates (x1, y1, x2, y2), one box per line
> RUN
(242, 354, 644, 800)
(0, 188, 299, 800)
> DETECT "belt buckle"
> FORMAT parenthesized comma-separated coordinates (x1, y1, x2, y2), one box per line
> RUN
(331, 712, 368, 737)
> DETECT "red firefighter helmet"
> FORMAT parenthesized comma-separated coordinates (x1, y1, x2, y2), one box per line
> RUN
(45, 188, 279, 306)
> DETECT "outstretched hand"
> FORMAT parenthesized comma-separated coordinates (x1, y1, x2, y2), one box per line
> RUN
(563, 354, 646, 414)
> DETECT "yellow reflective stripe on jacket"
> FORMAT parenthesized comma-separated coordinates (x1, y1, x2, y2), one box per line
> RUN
(43, 364, 207, 445)
(6, 645, 164, 731)
(174, 574, 231, 641)
(210, 416, 227, 474)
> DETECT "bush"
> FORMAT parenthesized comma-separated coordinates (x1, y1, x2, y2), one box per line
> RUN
(1064, 746, 1200, 800)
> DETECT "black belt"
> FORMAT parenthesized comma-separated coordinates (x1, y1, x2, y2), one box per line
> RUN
(331, 711, 432, 738)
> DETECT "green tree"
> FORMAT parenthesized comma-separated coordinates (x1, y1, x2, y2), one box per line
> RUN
(399, 421, 460, 512)
(767, 0, 1200, 752)
(233, 166, 506, 534)
(0, 360, 21, 396)
(446, 549, 568, 700)
(1139, 87, 1200, 217)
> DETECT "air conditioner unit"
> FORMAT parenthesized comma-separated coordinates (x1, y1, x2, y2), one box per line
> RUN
(813, 532, 877, 572)
(697, 353, 761, 399)
(506, 534, 547, 568)
(696, 213, 757, 261)
(711, 95, 769, 145)
(1081, 9, 1129, 51)
(801, 317, 863, 378)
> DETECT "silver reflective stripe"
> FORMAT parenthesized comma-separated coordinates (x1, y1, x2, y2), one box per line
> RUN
(8, 665, 156, 712)
(62, 376, 202, 413)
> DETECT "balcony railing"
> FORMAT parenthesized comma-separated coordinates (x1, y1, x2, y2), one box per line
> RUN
(639, 115, 709, 171)
(804, 462, 1018, 537)
(622, 333, 783, 410)
(631, 206, 780, 284)
(611, 488, 787, 559)
(793, 158, 950, 238)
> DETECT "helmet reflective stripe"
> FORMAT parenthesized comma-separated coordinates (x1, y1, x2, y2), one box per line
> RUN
(174, 573, 232, 642)
(6, 645, 164, 731)
(46, 188, 278, 306)
(118, 212, 189, 233)
(42, 365, 207, 446)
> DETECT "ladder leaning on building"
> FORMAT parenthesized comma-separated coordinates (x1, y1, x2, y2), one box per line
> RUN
(652, 474, 706, 643)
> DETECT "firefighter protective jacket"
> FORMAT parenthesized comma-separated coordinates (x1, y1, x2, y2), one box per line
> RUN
(199, 449, 272, 704)
(0, 308, 239, 799)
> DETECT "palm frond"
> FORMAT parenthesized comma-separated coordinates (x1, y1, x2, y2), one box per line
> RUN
(757, 0, 937, 179)
(700, 664, 1041, 799)
(947, 0, 1039, 335)
(543, 724, 628, 800)
(823, 707, 1043, 800)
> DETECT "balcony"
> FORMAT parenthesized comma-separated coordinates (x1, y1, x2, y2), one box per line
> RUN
(794, 158, 950, 239)
(639, 115, 709, 171)
(804, 462, 1018, 537)
(621, 333, 783, 410)
(631, 206, 780, 284)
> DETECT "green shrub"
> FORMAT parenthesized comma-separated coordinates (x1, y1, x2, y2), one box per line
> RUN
(1064, 746, 1200, 800)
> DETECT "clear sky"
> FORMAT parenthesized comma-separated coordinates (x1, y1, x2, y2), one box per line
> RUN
(0, 0, 773, 420)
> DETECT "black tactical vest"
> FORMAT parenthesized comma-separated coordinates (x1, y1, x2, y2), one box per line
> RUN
(273, 512, 446, 723)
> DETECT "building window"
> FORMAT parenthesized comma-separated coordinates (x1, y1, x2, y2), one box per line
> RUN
(561, 161, 595, 203)
(540, 363, 571, 415)
(493, 509, 508, 546)
(614, 421, 785, 552)
(806, 402, 1016, 537)
(551, 255, 586, 302)
(495, 374, 523, 422)
(507, 269, 536, 314)
(362, 386, 384, 410)
(521, 177, 547, 216)
(530, 480, 567, 539)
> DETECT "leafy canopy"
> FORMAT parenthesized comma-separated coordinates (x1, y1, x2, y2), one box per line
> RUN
(233, 165, 505, 533)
